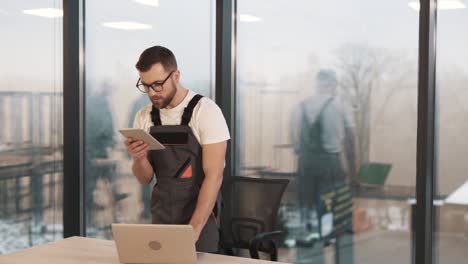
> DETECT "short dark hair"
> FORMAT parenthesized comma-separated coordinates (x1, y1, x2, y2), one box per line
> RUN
(135, 46, 178, 72)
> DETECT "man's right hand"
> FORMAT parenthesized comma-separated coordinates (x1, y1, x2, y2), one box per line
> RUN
(124, 137, 149, 161)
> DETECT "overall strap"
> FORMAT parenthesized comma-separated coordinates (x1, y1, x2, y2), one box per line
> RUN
(181, 94, 203, 126)
(150, 106, 162, 126)
(316, 97, 334, 132)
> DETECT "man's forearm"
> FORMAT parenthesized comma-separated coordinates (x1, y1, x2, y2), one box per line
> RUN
(132, 157, 154, 184)
(190, 173, 223, 228)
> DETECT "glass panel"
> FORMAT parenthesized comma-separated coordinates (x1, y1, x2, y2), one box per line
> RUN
(436, 3, 468, 263)
(0, 1, 63, 254)
(84, 0, 215, 238)
(236, 0, 419, 263)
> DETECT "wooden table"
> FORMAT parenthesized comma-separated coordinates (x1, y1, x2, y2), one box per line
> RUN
(0, 236, 289, 264)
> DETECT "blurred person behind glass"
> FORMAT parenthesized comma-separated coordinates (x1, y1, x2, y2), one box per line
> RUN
(290, 69, 356, 240)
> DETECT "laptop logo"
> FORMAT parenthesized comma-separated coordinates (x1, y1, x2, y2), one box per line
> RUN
(148, 241, 162, 251)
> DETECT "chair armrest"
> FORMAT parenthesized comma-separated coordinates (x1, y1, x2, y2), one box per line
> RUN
(249, 230, 283, 261)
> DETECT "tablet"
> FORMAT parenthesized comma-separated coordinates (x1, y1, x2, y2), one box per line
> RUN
(119, 128, 166, 150)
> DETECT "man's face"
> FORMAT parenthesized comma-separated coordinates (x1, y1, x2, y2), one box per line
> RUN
(139, 63, 178, 109)
(317, 78, 337, 96)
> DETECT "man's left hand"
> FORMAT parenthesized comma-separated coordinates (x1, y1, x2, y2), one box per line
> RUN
(190, 222, 202, 242)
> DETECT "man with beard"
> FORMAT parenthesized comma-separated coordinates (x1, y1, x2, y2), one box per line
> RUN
(124, 46, 230, 253)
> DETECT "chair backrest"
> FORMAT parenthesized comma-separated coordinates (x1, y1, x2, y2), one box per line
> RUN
(357, 162, 392, 186)
(219, 176, 289, 249)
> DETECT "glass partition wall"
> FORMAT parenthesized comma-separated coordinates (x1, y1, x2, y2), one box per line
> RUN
(0, 0, 64, 254)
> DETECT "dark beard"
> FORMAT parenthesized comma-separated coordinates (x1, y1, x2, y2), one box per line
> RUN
(151, 87, 176, 109)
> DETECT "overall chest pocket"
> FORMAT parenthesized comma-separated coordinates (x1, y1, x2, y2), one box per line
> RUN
(153, 131, 189, 146)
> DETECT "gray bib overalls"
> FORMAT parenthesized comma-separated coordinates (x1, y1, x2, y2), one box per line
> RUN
(148, 94, 219, 253)
(297, 98, 345, 209)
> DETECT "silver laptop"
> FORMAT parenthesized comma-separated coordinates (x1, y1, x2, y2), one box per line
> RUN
(111, 224, 196, 264)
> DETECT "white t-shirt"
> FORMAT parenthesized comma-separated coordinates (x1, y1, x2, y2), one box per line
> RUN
(133, 90, 231, 145)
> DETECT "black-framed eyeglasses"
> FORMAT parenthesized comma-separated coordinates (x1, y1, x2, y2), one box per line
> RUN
(136, 71, 174, 93)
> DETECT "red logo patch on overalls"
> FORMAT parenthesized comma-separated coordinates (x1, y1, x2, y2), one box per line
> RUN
(180, 164, 193, 178)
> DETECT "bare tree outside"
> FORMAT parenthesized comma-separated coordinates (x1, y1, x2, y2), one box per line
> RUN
(336, 43, 417, 171)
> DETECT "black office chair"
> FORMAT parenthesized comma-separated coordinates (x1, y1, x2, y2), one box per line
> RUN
(219, 176, 289, 261)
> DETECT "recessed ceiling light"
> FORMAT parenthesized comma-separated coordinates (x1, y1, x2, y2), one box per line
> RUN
(134, 0, 160, 7)
(239, 14, 262, 22)
(22, 8, 63, 18)
(408, 0, 466, 11)
(102, 21, 152, 30)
